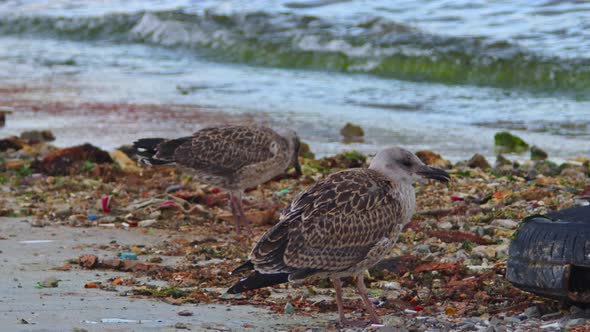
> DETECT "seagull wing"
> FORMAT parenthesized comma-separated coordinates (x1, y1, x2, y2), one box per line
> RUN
(250, 168, 404, 277)
(173, 126, 281, 176)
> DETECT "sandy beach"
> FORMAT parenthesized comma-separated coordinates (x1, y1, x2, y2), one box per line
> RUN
(0, 129, 588, 331)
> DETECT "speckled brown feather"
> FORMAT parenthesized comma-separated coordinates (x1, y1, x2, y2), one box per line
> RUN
(170, 126, 285, 174)
(249, 168, 415, 278)
(153, 125, 292, 190)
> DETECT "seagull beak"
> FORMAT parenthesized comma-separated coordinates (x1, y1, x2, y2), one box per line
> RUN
(293, 158, 303, 177)
(416, 165, 451, 183)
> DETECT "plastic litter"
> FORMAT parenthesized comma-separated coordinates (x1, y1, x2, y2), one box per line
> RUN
(138, 219, 156, 227)
(165, 184, 183, 193)
(120, 252, 138, 260)
(275, 188, 290, 196)
(101, 196, 112, 213)
(19, 240, 54, 244)
(87, 214, 99, 221)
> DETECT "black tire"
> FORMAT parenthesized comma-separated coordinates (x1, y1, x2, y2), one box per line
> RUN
(506, 205, 590, 304)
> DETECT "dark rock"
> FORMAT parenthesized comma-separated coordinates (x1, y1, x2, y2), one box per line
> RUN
(533, 160, 560, 177)
(566, 318, 586, 328)
(494, 132, 529, 153)
(35, 143, 113, 176)
(0, 136, 23, 152)
(20, 130, 55, 144)
(177, 310, 193, 316)
(340, 123, 364, 143)
(530, 145, 548, 161)
(298, 141, 315, 159)
(495, 154, 511, 168)
(416, 150, 451, 168)
(467, 154, 491, 169)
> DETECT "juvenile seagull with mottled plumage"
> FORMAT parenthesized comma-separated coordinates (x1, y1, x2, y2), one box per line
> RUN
(133, 125, 301, 234)
(227, 146, 450, 326)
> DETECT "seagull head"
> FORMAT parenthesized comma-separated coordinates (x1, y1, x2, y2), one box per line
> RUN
(278, 128, 302, 176)
(369, 147, 450, 184)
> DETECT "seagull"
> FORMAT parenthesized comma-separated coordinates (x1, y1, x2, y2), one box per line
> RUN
(133, 125, 302, 234)
(227, 146, 450, 326)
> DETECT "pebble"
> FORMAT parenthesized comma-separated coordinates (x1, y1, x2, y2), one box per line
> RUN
(569, 305, 585, 317)
(177, 310, 193, 316)
(540, 322, 561, 329)
(471, 245, 497, 259)
(491, 219, 518, 229)
(523, 306, 541, 318)
(566, 318, 587, 328)
(39, 277, 60, 288)
(541, 312, 563, 320)
(438, 221, 453, 230)
(413, 244, 431, 254)
(382, 281, 402, 290)
(494, 244, 509, 259)
(139, 219, 157, 227)
(284, 302, 295, 315)
(174, 322, 189, 329)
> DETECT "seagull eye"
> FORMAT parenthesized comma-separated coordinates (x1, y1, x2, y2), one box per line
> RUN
(401, 159, 412, 168)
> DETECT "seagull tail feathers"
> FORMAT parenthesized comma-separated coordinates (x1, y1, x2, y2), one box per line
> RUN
(133, 137, 189, 165)
(226, 271, 289, 294)
(231, 260, 254, 275)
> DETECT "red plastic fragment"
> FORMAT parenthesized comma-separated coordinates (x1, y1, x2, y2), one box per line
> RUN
(101, 196, 112, 213)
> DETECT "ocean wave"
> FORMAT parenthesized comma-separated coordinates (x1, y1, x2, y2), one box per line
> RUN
(1, 10, 589, 92)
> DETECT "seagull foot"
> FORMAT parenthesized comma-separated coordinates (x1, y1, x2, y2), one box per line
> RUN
(337, 319, 370, 328)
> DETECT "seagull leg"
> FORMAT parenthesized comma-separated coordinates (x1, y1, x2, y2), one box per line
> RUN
(233, 191, 253, 235)
(332, 278, 347, 326)
(333, 278, 369, 327)
(355, 274, 381, 324)
(228, 192, 242, 234)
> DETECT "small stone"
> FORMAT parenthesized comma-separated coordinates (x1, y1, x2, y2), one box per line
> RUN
(533, 161, 560, 177)
(494, 244, 509, 259)
(467, 154, 491, 169)
(523, 306, 540, 318)
(39, 277, 60, 288)
(540, 322, 561, 329)
(495, 154, 511, 168)
(438, 221, 453, 230)
(415, 150, 451, 168)
(491, 219, 518, 230)
(174, 322, 189, 329)
(177, 310, 193, 316)
(284, 302, 295, 315)
(298, 141, 315, 159)
(19, 318, 29, 324)
(471, 245, 496, 259)
(381, 281, 401, 290)
(540, 311, 563, 320)
(566, 318, 587, 328)
(530, 145, 548, 161)
(560, 168, 586, 180)
(494, 132, 529, 153)
(110, 150, 141, 173)
(340, 123, 364, 142)
(569, 305, 584, 316)
(413, 244, 431, 254)
(20, 130, 55, 143)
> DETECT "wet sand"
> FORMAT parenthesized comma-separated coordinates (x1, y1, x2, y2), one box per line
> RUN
(0, 217, 331, 332)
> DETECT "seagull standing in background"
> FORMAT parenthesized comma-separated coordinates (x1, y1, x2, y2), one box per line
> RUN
(133, 125, 301, 234)
(227, 147, 450, 326)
